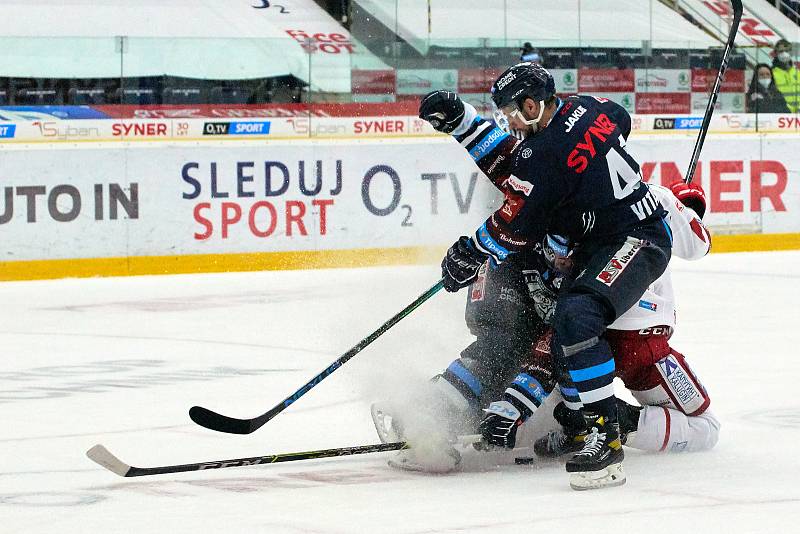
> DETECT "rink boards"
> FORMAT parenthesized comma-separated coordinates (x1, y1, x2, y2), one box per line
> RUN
(0, 133, 798, 280)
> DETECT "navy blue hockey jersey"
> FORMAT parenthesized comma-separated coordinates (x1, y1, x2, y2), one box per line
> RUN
(454, 95, 671, 263)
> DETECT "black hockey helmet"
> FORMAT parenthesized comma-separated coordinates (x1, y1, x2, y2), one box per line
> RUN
(491, 62, 556, 110)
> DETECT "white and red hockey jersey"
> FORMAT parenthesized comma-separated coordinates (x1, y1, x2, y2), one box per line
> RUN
(609, 184, 710, 331)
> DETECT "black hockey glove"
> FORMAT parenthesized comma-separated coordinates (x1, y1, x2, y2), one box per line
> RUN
(479, 399, 525, 449)
(441, 236, 487, 292)
(522, 268, 559, 323)
(419, 90, 465, 134)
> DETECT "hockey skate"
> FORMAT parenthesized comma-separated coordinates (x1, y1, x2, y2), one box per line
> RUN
(532, 402, 594, 458)
(371, 401, 461, 474)
(565, 423, 626, 490)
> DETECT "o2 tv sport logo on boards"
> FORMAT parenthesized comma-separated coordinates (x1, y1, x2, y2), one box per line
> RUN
(203, 121, 272, 136)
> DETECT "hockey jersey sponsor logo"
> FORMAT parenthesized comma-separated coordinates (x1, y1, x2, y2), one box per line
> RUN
(499, 195, 525, 222)
(499, 287, 524, 306)
(513, 374, 547, 403)
(564, 105, 587, 133)
(470, 261, 489, 302)
(566, 113, 618, 173)
(470, 128, 505, 161)
(534, 330, 553, 355)
(477, 225, 510, 261)
(505, 175, 534, 196)
(656, 354, 706, 415)
(638, 300, 658, 311)
(596, 239, 641, 286)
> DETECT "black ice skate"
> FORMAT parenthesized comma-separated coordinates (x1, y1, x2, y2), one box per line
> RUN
(565, 423, 626, 490)
(532, 402, 595, 458)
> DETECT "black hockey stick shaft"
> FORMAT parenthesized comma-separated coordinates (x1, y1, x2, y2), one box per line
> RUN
(87, 441, 408, 477)
(189, 279, 445, 434)
(684, 0, 742, 184)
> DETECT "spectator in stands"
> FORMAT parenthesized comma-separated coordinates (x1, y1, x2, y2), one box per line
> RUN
(772, 39, 799, 112)
(746, 63, 790, 113)
(519, 42, 541, 63)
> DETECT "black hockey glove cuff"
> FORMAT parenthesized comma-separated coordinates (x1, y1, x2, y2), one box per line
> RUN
(419, 90, 466, 134)
(441, 236, 487, 292)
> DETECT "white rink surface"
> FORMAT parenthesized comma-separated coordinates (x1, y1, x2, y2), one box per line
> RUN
(1, 251, 799, 533)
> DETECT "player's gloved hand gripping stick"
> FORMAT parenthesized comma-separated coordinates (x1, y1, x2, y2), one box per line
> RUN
(189, 280, 445, 434)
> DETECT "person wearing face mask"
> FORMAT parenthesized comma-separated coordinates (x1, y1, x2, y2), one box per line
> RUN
(772, 39, 799, 112)
(746, 63, 790, 113)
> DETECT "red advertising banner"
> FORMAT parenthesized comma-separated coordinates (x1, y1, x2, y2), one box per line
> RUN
(352, 70, 396, 95)
(691, 69, 746, 93)
(458, 68, 505, 94)
(578, 69, 635, 92)
(636, 93, 691, 114)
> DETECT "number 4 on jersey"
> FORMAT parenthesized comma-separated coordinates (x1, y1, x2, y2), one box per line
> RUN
(606, 135, 661, 221)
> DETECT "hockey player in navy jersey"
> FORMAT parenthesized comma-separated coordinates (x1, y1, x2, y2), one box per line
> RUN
(478, 182, 719, 462)
(419, 62, 674, 489)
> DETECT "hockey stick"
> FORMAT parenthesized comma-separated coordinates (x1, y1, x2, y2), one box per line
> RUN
(189, 280, 445, 434)
(684, 0, 742, 184)
(86, 434, 482, 477)
(86, 442, 407, 477)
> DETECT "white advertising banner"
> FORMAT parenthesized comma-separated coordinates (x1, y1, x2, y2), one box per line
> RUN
(634, 69, 691, 93)
(0, 139, 500, 262)
(628, 135, 798, 234)
(0, 133, 797, 264)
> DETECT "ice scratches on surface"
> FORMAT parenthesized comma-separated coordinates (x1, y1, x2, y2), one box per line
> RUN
(68, 467, 423, 503)
(397, 497, 800, 534)
(0, 359, 300, 404)
(741, 408, 800, 428)
(0, 424, 185, 444)
(670, 268, 800, 280)
(0, 492, 105, 507)
(0, 330, 333, 356)
(39, 288, 347, 313)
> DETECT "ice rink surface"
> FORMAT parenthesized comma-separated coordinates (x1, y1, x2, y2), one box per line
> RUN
(1, 251, 799, 533)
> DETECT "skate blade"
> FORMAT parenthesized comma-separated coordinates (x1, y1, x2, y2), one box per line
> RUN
(387, 457, 458, 474)
(569, 463, 626, 491)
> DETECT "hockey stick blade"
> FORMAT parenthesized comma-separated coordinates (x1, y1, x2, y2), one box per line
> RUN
(86, 441, 409, 478)
(86, 444, 133, 477)
(189, 405, 267, 435)
(189, 280, 444, 434)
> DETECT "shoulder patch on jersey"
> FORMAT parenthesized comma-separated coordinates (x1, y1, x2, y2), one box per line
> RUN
(521, 147, 533, 159)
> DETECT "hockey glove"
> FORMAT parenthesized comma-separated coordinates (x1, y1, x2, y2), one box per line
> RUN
(441, 236, 487, 292)
(479, 399, 525, 449)
(522, 268, 558, 323)
(419, 90, 465, 134)
(670, 181, 707, 218)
